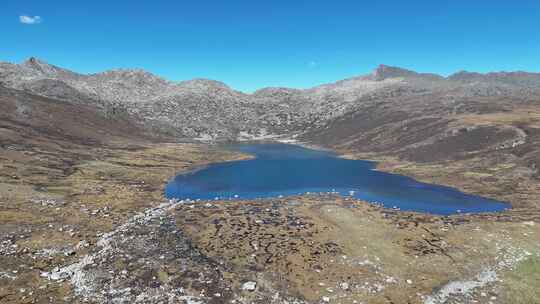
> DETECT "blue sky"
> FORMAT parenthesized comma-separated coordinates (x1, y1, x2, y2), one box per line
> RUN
(2, 0, 539, 92)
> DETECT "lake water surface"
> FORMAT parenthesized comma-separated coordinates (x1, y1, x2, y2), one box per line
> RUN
(165, 143, 510, 215)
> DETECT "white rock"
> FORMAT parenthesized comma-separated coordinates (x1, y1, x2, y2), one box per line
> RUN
(385, 276, 397, 283)
(241, 281, 257, 291)
(48, 269, 73, 280)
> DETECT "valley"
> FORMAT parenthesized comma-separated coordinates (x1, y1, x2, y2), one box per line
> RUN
(1, 59, 540, 303)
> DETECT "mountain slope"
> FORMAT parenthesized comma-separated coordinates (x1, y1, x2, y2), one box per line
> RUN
(0, 85, 155, 146)
(0, 58, 403, 139)
(2, 58, 540, 165)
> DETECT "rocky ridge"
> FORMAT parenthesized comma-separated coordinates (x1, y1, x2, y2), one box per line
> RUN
(4, 58, 540, 141)
(2, 58, 540, 172)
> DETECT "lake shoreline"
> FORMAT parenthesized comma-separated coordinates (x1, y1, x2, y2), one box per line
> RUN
(165, 142, 510, 215)
(273, 140, 533, 211)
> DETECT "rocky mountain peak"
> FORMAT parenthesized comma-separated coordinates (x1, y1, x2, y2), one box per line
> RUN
(252, 87, 302, 98)
(25, 56, 40, 65)
(369, 64, 444, 82)
(177, 78, 235, 92)
(448, 70, 540, 87)
(97, 68, 156, 77)
(21, 57, 80, 79)
(447, 71, 484, 82)
(370, 64, 419, 80)
(23, 57, 53, 71)
(92, 69, 171, 86)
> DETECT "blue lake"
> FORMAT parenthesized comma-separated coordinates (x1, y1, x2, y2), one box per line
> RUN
(165, 143, 510, 215)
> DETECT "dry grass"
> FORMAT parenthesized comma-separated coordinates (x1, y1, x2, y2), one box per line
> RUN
(0, 141, 248, 303)
(452, 106, 540, 128)
(172, 195, 540, 304)
(501, 255, 540, 304)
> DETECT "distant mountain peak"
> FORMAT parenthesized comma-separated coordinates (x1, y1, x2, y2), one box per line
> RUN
(368, 64, 444, 82)
(370, 64, 418, 80)
(26, 56, 40, 64)
(94, 68, 167, 82)
(447, 70, 484, 81)
(178, 78, 233, 90)
(98, 68, 152, 75)
(447, 70, 540, 85)
(23, 56, 51, 69)
(21, 57, 79, 78)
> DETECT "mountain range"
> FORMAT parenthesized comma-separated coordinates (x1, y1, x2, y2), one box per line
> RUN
(2, 58, 540, 179)
(2, 58, 539, 141)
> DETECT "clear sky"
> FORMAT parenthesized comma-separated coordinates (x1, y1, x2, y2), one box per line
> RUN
(2, 0, 540, 92)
